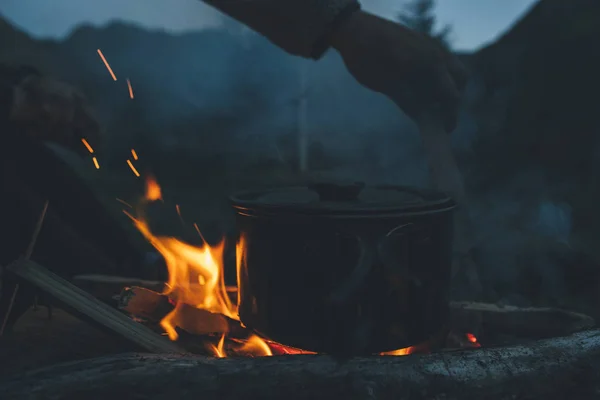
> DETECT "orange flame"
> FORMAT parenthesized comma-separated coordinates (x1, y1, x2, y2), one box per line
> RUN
(128, 213, 236, 338)
(206, 334, 227, 358)
(145, 176, 162, 201)
(239, 334, 273, 356)
(125, 177, 273, 357)
(97, 49, 117, 81)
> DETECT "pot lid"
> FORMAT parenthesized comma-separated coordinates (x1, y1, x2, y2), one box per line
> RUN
(230, 182, 455, 215)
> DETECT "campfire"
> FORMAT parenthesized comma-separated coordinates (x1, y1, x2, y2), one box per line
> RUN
(114, 175, 478, 358)
(3, 154, 597, 400)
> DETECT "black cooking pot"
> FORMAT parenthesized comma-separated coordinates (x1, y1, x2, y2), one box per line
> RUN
(230, 182, 456, 356)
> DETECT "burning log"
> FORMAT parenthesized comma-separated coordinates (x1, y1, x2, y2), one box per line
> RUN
(118, 286, 173, 322)
(118, 286, 246, 338)
(5, 259, 184, 354)
(1, 329, 600, 400)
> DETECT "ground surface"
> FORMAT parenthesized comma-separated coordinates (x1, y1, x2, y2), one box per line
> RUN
(0, 307, 134, 379)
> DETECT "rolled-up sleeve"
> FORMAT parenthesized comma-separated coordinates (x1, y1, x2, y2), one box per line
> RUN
(202, 0, 361, 59)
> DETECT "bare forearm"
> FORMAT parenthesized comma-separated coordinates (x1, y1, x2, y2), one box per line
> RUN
(202, 0, 360, 59)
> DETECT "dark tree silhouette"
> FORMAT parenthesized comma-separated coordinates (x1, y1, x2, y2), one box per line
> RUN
(397, 0, 452, 48)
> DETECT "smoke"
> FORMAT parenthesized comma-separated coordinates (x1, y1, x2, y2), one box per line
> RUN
(530, 201, 572, 244)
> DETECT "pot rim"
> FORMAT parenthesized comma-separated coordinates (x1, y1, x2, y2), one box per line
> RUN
(230, 184, 456, 217)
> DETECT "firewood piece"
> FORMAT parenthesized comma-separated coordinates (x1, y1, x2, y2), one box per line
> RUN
(5, 259, 185, 354)
(119, 286, 173, 322)
(119, 286, 244, 337)
(2, 329, 600, 400)
(449, 301, 596, 338)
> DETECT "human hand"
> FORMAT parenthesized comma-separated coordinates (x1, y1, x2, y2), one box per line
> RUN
(330, 10, 468, 132)
(10, 75, 101, 155)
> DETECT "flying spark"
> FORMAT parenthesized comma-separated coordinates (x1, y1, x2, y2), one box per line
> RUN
(97, 49, 117, 81)
(127, 78, 134, 99)
(81, 138, 94, 153)
(127, 159, 140, 177)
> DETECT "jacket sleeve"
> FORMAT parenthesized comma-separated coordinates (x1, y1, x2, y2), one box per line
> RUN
(202, 0, 361, 59)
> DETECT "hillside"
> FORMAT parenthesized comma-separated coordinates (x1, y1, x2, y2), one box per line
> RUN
(460, 0, 600, 307)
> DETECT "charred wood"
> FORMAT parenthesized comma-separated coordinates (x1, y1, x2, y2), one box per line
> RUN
(118, 286, 247, 340)
(1, 330, 600, 400)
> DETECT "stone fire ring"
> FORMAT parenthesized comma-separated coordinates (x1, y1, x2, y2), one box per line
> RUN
(2, 329, 600, 400)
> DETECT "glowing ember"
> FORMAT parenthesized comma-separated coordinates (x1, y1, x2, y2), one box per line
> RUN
(126, 159, 140, 177)
(131, 148, 139, 160)
(175, 204, 182, 217)
(97, 49, 117, 81)
(267, 341, 316, 355)
(145, 175, 162, 201)
(126, 78, 134, 99)
(466, 333, 481, 347)
(92, 157, 100, 169)
(381, 347, 416, 356)
(81, 138, 94, 153)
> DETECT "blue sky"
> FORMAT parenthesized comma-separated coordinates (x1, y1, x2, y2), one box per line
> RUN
(1, 0, 538, 51)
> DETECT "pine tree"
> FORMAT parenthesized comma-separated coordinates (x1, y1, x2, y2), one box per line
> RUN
(397, 0, 452, 48)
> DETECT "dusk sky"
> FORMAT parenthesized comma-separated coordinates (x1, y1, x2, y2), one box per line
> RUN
(1, 0, 539, 51)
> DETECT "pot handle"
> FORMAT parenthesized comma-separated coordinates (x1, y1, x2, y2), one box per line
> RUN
(377, 223, 419, 284)
(327, 234, 375, 305)
(328, 223, 420, 305)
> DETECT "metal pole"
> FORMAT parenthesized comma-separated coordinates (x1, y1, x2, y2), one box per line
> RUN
(297, 62, 309, 173)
